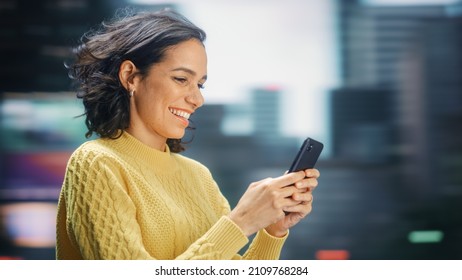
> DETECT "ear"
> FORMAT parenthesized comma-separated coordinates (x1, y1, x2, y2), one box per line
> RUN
(118, 60, 138, 91)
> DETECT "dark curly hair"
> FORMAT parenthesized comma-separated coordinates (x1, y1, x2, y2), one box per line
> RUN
(67, 8, 206, 153)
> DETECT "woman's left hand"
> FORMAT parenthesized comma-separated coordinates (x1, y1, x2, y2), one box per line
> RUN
(265, 168, 320, 237)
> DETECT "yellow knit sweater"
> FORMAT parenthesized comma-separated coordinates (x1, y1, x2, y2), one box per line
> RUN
(56, 131, 287, 260)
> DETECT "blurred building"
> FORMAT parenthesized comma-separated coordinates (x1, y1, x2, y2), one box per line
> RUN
(0, 0, 122, 92)
(252, 87, 282, 142)
(331, 87, 394, 164)
(397, 11, 462, 258)
(332, 1, 450, 164)
(399, 11, 462, 196)
(339, 0, 462, 200)
(330, 0, 462, 259)
(339, 0, 449, 90)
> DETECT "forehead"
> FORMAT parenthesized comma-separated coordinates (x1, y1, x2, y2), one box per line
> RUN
(160, 39, 207, 71)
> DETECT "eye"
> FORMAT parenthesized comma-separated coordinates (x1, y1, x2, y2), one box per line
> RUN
(198, 83, 205, 89)
(174, 77, 187, 84)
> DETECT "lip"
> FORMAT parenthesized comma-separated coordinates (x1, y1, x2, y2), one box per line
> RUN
(169, 107, 192, 127)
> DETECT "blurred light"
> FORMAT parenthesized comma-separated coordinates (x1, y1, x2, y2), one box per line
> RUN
(408, 230, 444, 243)
(0, 203, 57, 248)
(263, 84, 284, 92)
(0, 256, 22, 260)
(315, 250, 350, 260)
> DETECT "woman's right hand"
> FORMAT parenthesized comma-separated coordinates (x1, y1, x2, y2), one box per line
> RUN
(227, 170, 306, 237)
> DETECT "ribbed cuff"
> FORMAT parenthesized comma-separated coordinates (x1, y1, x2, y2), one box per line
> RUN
(203, 216, 249, 259)
(247, 229, 289, 260)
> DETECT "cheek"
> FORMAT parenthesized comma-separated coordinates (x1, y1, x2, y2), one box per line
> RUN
(135, 94, 158, 119)
(136, 80, 180, 122)
(137, 93, 174, 127)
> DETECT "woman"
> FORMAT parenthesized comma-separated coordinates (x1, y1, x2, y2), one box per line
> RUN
(56, 9, 320, 260)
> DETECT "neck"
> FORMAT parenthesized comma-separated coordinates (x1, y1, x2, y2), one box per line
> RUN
(125, 125, 167, 152)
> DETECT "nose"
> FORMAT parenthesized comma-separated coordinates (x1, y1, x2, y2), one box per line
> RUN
(186, 87, 204, 110)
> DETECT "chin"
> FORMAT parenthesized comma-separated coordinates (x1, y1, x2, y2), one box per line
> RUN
(168, 130, 186, 140)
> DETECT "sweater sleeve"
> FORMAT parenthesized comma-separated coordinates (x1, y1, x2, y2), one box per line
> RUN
(60, 150, 251, 260)
(241, 228, 289, 260)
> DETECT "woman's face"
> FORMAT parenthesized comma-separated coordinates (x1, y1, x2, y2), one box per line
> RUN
(128, 39, 207, 150)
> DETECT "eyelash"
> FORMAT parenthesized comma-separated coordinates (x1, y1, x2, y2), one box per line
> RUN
(174, 77, 187, 84)
(174, 77, 205, 89)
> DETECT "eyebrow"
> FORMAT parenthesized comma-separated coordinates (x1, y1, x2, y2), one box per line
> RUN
(171, 67, 207, 81)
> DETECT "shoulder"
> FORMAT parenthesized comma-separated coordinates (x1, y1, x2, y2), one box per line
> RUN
(172, 153, 214, 178)
(67, 138, 122, 169)
(63, 139, 130, 194)
(172, 153, 210, 171)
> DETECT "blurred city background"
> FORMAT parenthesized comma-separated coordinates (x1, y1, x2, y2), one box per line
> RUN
(0, 0, 461, 260)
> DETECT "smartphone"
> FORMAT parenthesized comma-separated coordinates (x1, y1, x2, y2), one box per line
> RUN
(284, 137, 323, 215)
(288, 137, 324, 173)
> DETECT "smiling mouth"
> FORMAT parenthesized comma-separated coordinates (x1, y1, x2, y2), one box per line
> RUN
(169, 108, 191, 120)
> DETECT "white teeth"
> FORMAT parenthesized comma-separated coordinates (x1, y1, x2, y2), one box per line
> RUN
(169, 108, 190, 119)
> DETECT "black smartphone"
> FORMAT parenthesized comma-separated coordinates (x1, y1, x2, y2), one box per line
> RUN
(289, 137, 324, 173)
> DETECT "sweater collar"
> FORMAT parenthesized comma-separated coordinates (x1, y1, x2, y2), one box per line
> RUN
(111, 131, 178, 173)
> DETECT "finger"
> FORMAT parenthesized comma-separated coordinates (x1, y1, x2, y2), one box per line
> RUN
(283, 198, 313, 213)
(277, 185, 300, 198)
(305, 168, 320, 178)
(292, 191, 313, 203)
(292, 187, 309, 194)
(271, 171, 306, 188)
(295, 177, 318, 190)
(300, 196, 313, 204)
(283, 201, 313, 216)
(274, 196, 304, 214)
(280, 196, 305, 208)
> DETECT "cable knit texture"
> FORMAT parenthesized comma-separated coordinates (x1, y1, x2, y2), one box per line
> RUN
(56, 131, 287, 260)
